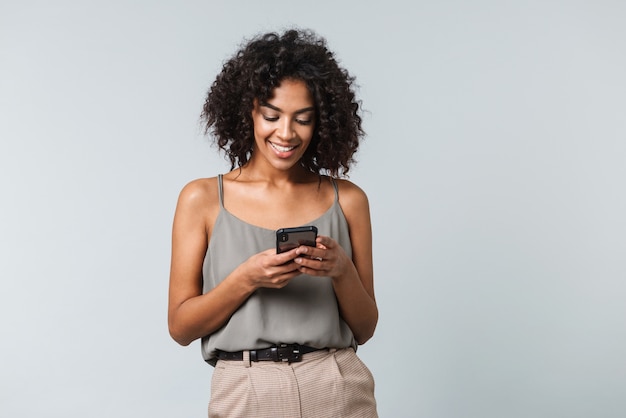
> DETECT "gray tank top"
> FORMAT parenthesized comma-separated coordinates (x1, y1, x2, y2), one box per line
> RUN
(201, 175, 357, 365)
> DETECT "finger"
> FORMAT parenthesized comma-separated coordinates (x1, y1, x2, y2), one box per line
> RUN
(295, 245, 323, 260)
(315, 235, 335, 249)
(297, 264, 330, 276)
(274, 260, 300, 274)
(294, 256, 326, 269)
(294, 245, 311, 256)
(274, 248, 300, 264)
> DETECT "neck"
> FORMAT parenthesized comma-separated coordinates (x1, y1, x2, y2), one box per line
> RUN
(236, 158, 315, 185)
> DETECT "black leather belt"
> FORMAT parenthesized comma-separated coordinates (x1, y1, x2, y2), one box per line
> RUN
(216, 344, 322, 363)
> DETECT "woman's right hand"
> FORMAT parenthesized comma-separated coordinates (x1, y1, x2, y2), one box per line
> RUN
(238, 248, 303, 290)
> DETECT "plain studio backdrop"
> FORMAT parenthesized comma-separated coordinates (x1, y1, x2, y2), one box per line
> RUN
(1, 1, 625, 417)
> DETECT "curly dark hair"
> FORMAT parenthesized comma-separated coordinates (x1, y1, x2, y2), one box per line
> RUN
(200, 28, 364, 177)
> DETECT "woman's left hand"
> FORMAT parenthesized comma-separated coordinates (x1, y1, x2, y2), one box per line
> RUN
(293, 235, 350, 279)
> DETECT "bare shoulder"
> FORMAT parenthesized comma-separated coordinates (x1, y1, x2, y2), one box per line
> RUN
(334, 178, 370, 209)
(334, 178, 371, 222)
(178, 177, 218, 205)
(174, 177, 221, 230)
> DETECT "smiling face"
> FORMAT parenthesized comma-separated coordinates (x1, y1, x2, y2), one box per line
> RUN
(250, 79, 316, 173)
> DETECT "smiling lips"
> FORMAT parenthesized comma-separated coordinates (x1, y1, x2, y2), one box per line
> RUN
(270, 142, 298, 153)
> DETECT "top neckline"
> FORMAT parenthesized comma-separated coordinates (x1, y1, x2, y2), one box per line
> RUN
(216, 174, 339, 232)
(219, 200, 340, 232)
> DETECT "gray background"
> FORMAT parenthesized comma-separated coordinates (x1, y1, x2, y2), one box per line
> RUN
(1, 1, 625, 417)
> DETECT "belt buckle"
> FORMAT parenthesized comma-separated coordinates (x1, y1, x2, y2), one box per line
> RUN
(271, 343, 302, 363)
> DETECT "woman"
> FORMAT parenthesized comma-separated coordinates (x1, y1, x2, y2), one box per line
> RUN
(168, 28, 378, 417)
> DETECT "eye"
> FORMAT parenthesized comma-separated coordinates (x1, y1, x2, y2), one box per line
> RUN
(296, 118, 312, 126)
(262, 115, 279, 122)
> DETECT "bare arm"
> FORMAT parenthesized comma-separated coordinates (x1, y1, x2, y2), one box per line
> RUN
(295, 180, 378, 344)
(167, 180, 304, 346)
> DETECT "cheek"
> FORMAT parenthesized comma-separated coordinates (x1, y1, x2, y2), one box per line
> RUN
(253, 121, 272, 139)
(298, 125, 315, 142)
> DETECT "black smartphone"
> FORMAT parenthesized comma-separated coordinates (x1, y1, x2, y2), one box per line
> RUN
(276, 226, 318, 253)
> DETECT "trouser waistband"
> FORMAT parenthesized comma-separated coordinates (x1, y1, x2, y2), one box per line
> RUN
(216, 344, 323, 363)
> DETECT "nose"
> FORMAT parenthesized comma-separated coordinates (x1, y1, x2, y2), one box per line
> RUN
(277, 118, 296, 141)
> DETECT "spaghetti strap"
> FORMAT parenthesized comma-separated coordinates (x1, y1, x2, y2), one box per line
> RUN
(330, 177, 339, 202)
(217, 174, 225, 208)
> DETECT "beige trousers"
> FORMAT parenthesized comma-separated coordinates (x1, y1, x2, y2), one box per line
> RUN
(208, 347, 377, 418)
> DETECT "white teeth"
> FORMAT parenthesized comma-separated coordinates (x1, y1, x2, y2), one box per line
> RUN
(270, 142, 296, 152)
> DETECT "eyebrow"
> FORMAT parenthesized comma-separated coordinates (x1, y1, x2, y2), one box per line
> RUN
(260, 102, 315, 114)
